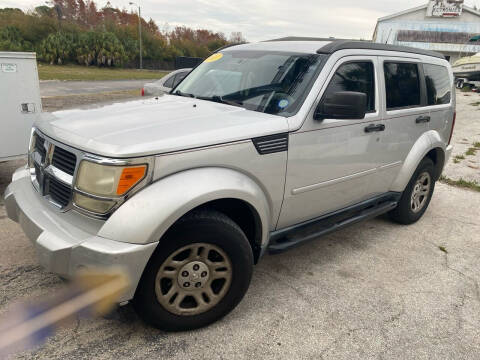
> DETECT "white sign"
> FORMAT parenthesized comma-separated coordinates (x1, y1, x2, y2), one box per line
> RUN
(1, 63, 17, 73)
(426, 0, 464, 17)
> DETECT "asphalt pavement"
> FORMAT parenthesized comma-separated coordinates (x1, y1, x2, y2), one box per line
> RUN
(40, 79, 151, 97)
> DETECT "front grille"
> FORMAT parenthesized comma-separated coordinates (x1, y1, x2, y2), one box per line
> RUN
(48, 177, 72, 207)
(30, 131, 79, 209)
(52, 146, 77, 176)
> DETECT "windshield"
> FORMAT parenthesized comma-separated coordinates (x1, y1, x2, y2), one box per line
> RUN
(173, 50, 327, 116)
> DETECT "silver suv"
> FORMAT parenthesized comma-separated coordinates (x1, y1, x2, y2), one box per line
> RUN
(4, 38, 455, 331)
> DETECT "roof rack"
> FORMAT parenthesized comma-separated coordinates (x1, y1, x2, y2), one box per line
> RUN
(265, 37, 445, 59)
(317, 40, 445, 59)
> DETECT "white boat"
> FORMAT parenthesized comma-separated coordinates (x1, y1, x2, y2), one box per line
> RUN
(452, 53, 480, 81)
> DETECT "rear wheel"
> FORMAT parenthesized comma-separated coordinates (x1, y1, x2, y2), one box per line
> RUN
(389, 158, 435, 225)
(134, 210, 253, 331)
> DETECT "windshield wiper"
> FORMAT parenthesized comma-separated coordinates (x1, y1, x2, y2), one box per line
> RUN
(196, 95, 244, 108)
(173, 90, 195, 98)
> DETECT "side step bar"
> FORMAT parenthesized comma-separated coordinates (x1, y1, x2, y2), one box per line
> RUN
(268, 192, 401, 254)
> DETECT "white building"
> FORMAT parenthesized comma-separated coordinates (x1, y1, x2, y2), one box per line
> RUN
(373, 1, 480, 63)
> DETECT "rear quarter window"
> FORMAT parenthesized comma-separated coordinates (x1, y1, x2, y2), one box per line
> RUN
(423, 64, 451, 105)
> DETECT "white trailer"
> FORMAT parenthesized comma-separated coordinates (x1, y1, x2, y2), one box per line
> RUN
(0, 52, 42, 162)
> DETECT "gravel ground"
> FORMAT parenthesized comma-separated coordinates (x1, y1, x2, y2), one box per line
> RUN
(1, 89, 479, 359)
(442, 90, 480, 184)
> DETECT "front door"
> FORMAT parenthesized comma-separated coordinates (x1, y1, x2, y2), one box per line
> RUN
(277, 56, 386, 229)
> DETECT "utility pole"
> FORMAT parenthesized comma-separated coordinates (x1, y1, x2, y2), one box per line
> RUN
(129, 2, 143, 69)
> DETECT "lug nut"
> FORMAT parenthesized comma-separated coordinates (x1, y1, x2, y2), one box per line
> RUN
(195, 282, 202, 288)
(183, 282, 190, 287)
(182, 271, 189, 277)
(201, 271, 207, 277)
(193, 264, 200, 271)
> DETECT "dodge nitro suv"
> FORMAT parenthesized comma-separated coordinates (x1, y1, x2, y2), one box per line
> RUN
(4, 38, 455, 331)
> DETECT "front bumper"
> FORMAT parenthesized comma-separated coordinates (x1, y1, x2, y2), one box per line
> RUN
(4, 167, 158, 302)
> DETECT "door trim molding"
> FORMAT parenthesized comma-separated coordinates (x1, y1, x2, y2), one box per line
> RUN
(291, 167, 377, 195)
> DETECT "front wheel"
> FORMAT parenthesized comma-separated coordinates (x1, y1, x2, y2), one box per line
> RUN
(133, 210, 253, 331)
(389, 158, 435, 225)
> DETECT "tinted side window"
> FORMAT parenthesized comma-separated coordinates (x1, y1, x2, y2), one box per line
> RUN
(424, 64, 451, 105)
(323, 62, 375, 112)
(384, 62, 421, 109)
(163, 74, 175, 88)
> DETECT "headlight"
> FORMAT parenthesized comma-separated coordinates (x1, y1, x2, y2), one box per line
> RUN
(73, 193, 116, 214)
(76, 161, 147, 197)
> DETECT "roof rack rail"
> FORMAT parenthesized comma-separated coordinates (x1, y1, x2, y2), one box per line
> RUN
(317, 40, 445, 59)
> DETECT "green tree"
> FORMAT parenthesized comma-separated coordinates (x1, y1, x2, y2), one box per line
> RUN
(38, 32, 74, 64)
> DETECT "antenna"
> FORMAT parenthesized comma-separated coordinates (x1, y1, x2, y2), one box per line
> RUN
(385, 28, 393, 44)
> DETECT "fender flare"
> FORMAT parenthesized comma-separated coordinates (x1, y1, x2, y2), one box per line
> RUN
(390, 130, 446, 192)
(98, 167, 271, 247)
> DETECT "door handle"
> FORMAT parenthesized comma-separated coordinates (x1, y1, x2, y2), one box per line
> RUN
(364, 124, 385, 133)
(416, 115, 431, 124)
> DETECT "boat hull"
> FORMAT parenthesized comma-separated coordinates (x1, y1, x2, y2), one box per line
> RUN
(453, 62, 480, 81)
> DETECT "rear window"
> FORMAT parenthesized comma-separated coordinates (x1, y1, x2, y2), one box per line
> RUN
(424, 64, 451, 105)
(384, 62, 421, 110)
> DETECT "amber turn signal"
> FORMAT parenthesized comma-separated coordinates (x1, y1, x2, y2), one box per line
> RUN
(116, 166, 147, 195)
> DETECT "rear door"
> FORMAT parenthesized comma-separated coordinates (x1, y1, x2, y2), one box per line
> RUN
(378, 57, 430, 186)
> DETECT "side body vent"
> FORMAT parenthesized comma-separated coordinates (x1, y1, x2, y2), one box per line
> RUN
(252, 133, 289, 155)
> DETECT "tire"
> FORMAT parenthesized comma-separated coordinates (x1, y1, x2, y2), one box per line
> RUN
(389, 158, 436, 225)
(133, 210, 254, 331)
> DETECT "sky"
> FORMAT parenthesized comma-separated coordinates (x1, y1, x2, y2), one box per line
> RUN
(1, 0, 480, 41)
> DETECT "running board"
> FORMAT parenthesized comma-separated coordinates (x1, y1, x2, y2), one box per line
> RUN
(268, 192, 400, 254)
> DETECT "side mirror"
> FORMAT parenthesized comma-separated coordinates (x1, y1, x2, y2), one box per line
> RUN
(314, 91, 367, 120)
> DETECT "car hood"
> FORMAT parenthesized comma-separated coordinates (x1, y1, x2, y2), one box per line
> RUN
(35, 95, 289, 158)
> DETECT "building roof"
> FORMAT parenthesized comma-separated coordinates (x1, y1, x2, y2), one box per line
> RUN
(377, 3, 480, 23)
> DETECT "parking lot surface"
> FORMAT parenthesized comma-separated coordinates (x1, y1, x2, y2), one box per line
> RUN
(1, 166, 479, 359)
(0, 90, 479, 359)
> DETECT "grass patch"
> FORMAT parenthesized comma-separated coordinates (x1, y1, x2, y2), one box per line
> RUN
(438, 246, 448, 253)
(474, 142, 480, 149)
(38, 63, 168, 81)
(453, 154, 465, 163)
(439, 176, 480, 192)
(465, 147, 478, 156)
(469, 101, 480, 106)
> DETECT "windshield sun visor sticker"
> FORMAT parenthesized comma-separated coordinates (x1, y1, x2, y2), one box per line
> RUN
(205, 53, 223, 63)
